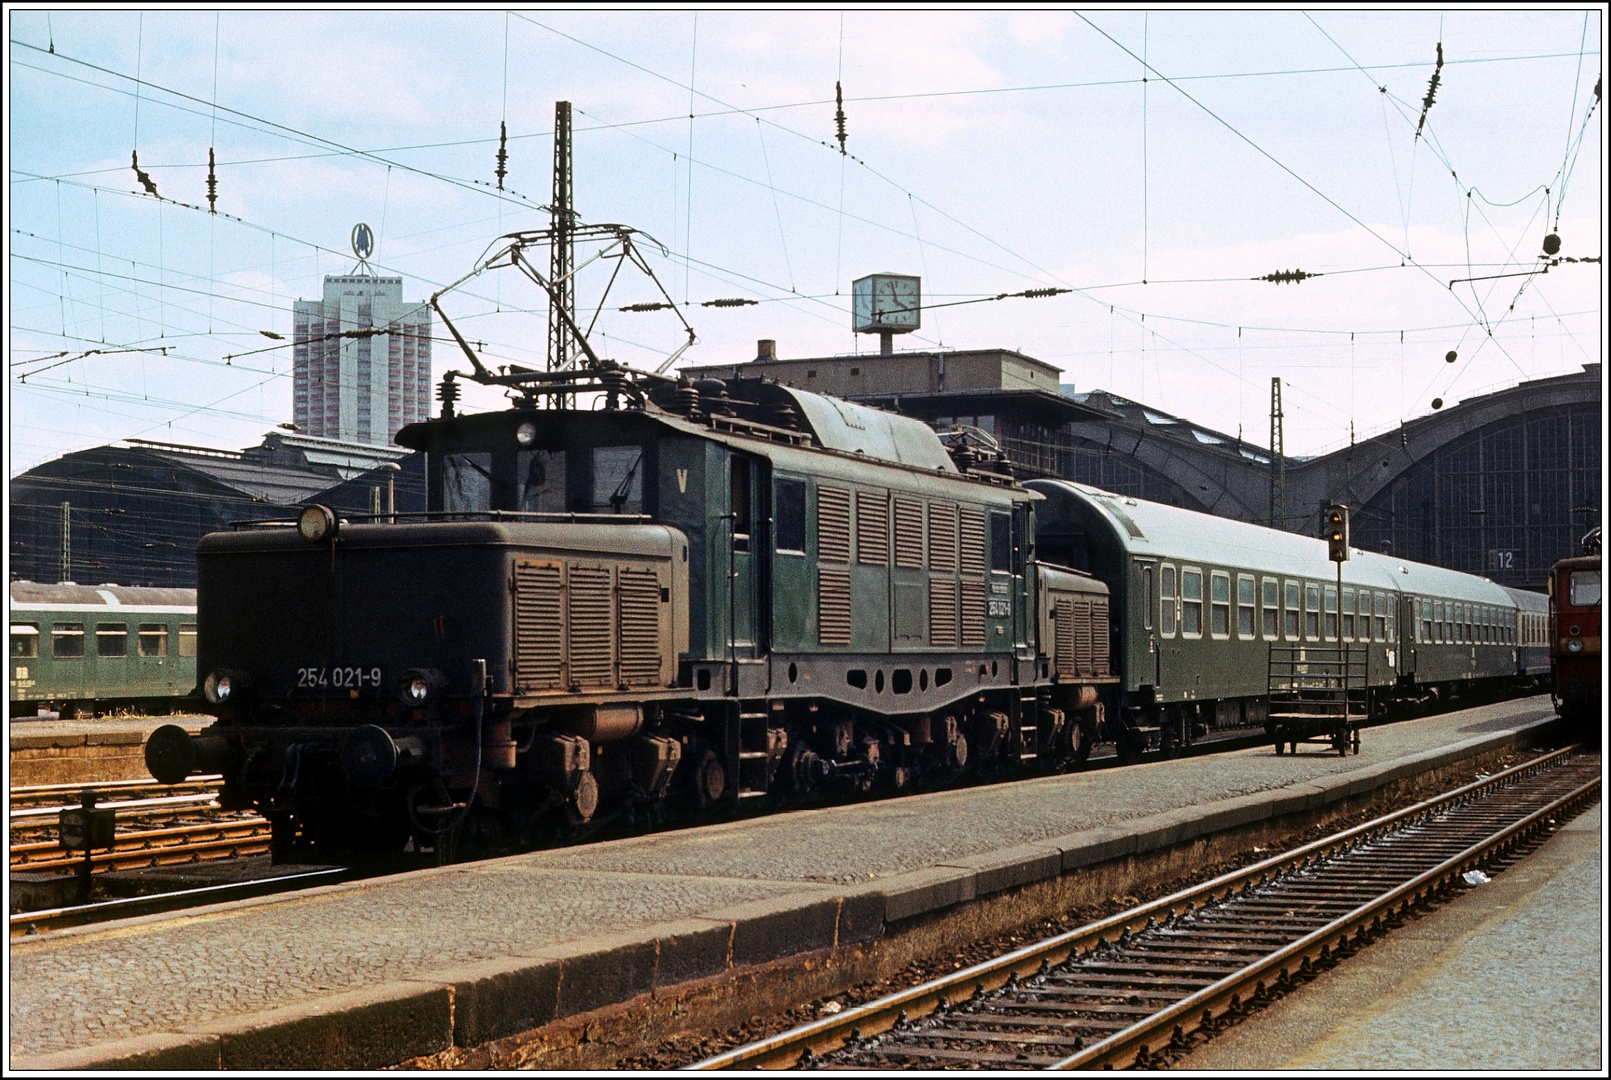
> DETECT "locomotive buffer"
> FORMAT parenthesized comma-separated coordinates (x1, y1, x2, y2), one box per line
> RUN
(1266, 506, 1364, 756)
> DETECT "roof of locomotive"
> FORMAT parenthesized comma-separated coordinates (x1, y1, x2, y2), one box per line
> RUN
(396, 376, 958, 475)
(1027, 480, 1519, 606)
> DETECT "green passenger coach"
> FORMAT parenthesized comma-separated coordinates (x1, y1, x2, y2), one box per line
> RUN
(10, 582, 199, 719)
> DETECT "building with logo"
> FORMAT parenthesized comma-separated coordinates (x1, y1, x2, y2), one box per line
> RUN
(291, 226, 432, 445)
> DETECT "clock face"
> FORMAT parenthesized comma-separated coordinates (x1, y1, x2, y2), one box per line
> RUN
(852, 274, 920, 333)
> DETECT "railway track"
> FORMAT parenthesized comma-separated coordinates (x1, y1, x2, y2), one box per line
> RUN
(693, 744, 1599, 1070)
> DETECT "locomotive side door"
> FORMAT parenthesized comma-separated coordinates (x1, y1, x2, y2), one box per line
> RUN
(726, 453, 769, 659)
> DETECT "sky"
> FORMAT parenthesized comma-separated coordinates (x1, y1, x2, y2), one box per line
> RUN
(6, 8, 1605, 475)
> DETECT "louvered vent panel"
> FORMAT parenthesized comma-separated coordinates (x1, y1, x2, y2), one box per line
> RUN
(960, 579, 986, 647)
(959, 507, 986, 576)
(616, 566, 662, 687)
(930, 577, 958, 647)
(1092, 598, 1110, 674)
(1054, 597, 1075, 677)
(818, 566, 852, 645)
(514, 560, 564, 692)
(928, 502, 957, 572)
(856, 490, 888, 565)
(567, 564, 614, 688)
(817, 486, 851, 563)
(1073, 600, 1093, 675)
(893, 497, 924, 568)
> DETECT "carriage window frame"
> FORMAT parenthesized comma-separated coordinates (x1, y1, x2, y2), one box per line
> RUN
(1181, 567, 1204, 639)
(1341, 587, 1355, 641)
(1160, 563, 1177, 638)
(179, 624, 198, 658)
(1384, 595, 1395, 643)
(1262, 577, 1279, 640)
(52, 622, 86, 659)
(1323, 585, 1338, 641)
(1209, 571, 1231, 639)
(1237, 574, 1256, 639)
(1304, 584, 1321, 641)
(96, 622, 128, 658)
(11, 624, 40, 659)
(137, 624, 169, 658)
(1374, 593, 1387, 641)
(1284, 580, 1302, 641)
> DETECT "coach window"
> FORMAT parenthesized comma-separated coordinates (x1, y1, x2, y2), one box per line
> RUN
(1160, 564, 1177, 637)
(1341, 588, 1355, 640)
(179, 624, 198, 658)
(11, 624, 39, 659)
(1376, 593, 1388, 641)
(1304, 584, 1320, 641)
(1237, 574, 1256, 638)
(138, 624, 169, 658)
(1570, 569, 1601, 606)
(96, 623, 128, 658)
(1262, 578, 1279, 639)
(1323, 585, 1338, 641)
(52, 623, 85, 659)
(1140, 564, 1155, 631)
(1284, 581, 1301, 640)
(1210, 571, 1231, 638)
(1181, 569, 1204, 638)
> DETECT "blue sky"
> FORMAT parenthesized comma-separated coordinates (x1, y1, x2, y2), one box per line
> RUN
(7, 8, 1604, 473)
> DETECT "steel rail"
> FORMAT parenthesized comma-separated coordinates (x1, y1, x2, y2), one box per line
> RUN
(10, 792, 222, 821)
(690, 744, 1588, 1070)
(1050, 769, 1600, 1068)
(11, 820, 271, 873)
(10, 776, 223, 800)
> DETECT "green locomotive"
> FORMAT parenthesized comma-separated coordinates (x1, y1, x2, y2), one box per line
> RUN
(147, 371, 1116, 861)
(10, 582, 199, 719)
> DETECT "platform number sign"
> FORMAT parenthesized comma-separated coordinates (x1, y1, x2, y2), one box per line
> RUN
(1324, 505, 1350, 563)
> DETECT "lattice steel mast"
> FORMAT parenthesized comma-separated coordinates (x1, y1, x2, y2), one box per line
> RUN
(1269, 377, 1286, 530)
(548, 101, 575, 381)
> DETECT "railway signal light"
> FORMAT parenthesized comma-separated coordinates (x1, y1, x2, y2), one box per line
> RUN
(1324, 505, 1350, 562)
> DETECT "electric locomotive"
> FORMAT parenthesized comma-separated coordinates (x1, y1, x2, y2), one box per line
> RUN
(146, 367, 1116, 862)
(1549, 528, 1601, 741)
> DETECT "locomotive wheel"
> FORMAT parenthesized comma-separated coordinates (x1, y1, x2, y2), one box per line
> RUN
(690, 748, 727, 807)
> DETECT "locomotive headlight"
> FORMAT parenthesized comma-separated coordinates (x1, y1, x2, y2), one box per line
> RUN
(203, 668, 251, 705)
(1567, 638, 1584, 653)
(297, 504, 338, 543)
(397, 667, 443, 706)
(515, 420, 538, 446)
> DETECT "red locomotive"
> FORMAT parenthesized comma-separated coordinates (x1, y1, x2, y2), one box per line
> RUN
(1549, 528, 1601, 743)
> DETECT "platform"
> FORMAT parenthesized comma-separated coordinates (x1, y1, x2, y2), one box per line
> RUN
(9, 715, 208, 786)
(8, 697, 1570, 1070)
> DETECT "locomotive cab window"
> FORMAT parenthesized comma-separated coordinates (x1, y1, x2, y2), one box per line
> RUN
(96, 623, 128, 658)
(1570, 570, 1601, 607)
(775, 478, 806, 554)
(443, 452, 493, 512)
(989, 512, 1011, 574)
(11, 624, 39, 659)
(52, 623, 85, 659)
(1181, 568, 1203, 638)
(1237, 574, 1255, 639)
(1261, 577, 1279, 639)
(594, 445, 645, 515)
(729, 460, 751, 552)
(517, 449, 567, 513)
(1160, 565, 1177, 637)
(138, 624, 168, 658)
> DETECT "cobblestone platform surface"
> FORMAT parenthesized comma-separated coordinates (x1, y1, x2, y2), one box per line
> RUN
(9, 697, 1564, 1069)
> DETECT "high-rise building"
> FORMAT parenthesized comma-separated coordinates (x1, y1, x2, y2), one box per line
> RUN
(292, 273, 432, 445)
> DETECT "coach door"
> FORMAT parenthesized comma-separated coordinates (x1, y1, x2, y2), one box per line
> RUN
(1400, 594, 1416, 676)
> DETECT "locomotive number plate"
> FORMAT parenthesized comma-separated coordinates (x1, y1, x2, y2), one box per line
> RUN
(297, 666, 384, 690)
(987, 599, 1012, 617)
